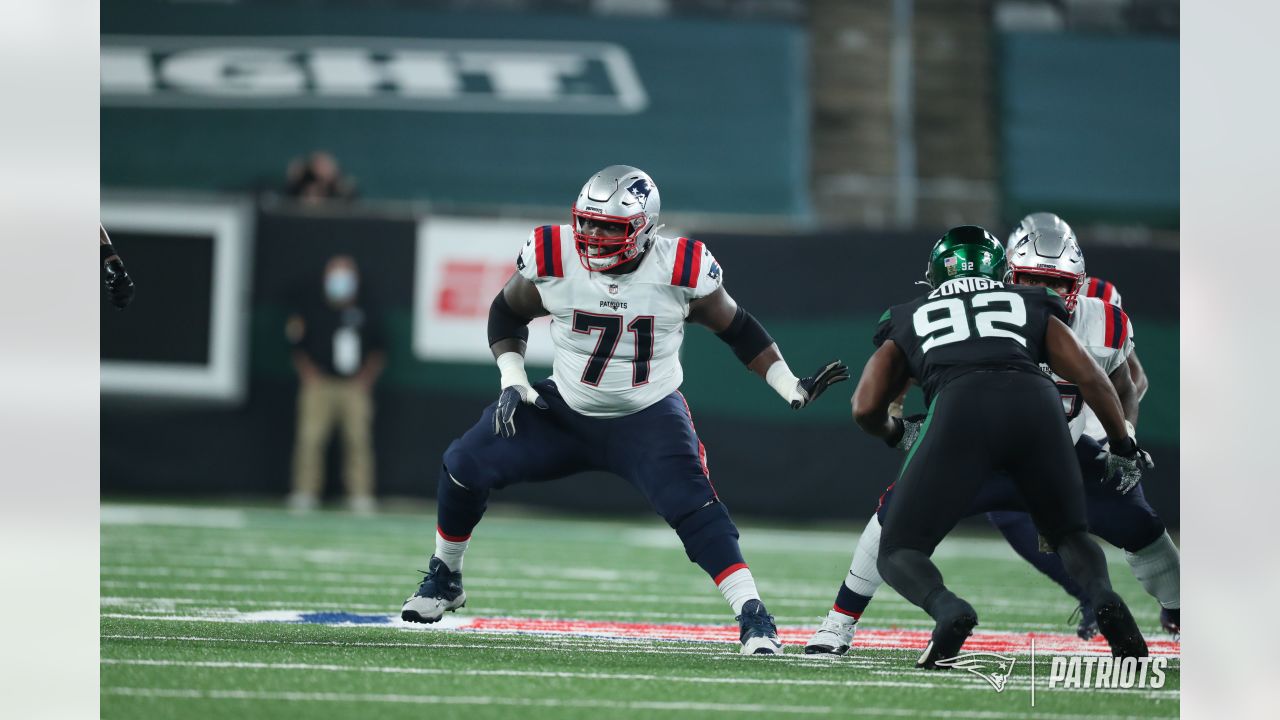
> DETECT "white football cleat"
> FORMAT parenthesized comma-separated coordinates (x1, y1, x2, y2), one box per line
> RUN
(401, 557, 466, 624)
(804, 612, 857, 655)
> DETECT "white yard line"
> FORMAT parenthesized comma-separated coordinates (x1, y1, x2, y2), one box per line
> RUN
(99, 658, 1179, 699)
(99, 686, 1174, 719)
(100, 505, 248, 528)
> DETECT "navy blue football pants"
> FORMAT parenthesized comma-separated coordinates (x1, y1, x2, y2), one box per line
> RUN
(435, 380, 745, 579)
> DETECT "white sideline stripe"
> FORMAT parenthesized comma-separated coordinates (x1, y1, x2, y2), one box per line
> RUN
(101, 505, 247, 528)
(101, 687, 833, 715)
(99, 686, 1174, 719)
(99, 658, 1179, 698)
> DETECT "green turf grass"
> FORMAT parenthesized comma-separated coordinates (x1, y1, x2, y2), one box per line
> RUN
(101, 502, 1179, 719)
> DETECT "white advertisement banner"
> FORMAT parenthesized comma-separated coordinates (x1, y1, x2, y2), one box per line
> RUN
(413, 216, 555, 365)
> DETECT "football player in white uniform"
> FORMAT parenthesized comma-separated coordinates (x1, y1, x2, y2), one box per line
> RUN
(402, 165, 849, 655)
(986, 213, 1178, 637)
(805, 218, 1174, 655)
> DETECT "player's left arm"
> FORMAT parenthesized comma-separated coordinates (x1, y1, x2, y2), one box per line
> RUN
(687, 286, 849, 409)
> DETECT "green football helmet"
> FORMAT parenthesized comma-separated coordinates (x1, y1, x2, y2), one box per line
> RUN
(924, 225, 1008, 288)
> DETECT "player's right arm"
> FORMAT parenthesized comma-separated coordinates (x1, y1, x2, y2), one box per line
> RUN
(487, 243, 553, 437)
(1045, 316, 1153, 490)
(850, 340, 913, 442)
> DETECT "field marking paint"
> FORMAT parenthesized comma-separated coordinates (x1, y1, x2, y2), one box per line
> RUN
(101, 611, 1181, 656)
(99, 686, 1175, 719)
(99, 657, 1179, 699)
(101, 505, 247, 528)
(100, 687, 833, 715)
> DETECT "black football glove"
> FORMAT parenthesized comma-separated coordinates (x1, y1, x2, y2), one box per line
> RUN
(103, 256, 135, 309)
(493, 384, 549, 438)
(1102, 437, 1155, 494)
(885, 414, 927, 451)
(791, 360, 850, 409)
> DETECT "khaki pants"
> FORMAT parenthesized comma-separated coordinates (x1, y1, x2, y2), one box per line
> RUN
(291, 377, 375, 500)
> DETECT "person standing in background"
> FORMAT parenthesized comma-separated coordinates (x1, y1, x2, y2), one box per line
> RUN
(286, 255, 386, 514)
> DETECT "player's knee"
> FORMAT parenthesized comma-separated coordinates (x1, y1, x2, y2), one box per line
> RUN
(672, 501, 740, 563)
(1039, 522, 1088, 550)
(441, 442, 495, 494)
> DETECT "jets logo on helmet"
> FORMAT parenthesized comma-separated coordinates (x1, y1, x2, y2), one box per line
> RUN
(571, 165, 662, 272)
(926, 226, 1007, 287)
(1005, 212, 1086, 312)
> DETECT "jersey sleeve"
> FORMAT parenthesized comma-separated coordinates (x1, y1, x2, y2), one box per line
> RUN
(872, 307, 894, 347)
(670, 237, 723, 299)
(1085, 277, 1123, 308)
(1101, 303, 1135, 367)
(516, 224, 566, 284)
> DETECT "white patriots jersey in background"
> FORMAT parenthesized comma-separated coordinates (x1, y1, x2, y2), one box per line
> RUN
(517, 224, 722, 417)
(1047, 295, 1134, 443)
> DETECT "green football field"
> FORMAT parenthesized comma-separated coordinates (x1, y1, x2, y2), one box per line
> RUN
(101, 502, 1179, 719)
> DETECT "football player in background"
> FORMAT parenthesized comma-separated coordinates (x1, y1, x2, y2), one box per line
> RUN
(100, 224, 134, 309)
(986, 213, 1178, 637)
(807, 220, 1176, 656)
(833, 226, 1150, 667)
(400, 165, 849, 655)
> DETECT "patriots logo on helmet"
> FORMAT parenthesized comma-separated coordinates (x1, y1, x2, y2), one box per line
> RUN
(934, 653, 1017, 692)
(625, 178, 653, 208)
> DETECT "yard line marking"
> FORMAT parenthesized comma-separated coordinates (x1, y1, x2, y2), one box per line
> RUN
(100, 505, 247, 528)
(98, 687, 1175, 718)
(100, 687, 834, 714)
(98, 658, 1179, 698)
(100, 610, 1181, 656)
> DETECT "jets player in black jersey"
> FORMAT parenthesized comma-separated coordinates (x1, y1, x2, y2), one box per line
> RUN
(850, 226, 1152, 667)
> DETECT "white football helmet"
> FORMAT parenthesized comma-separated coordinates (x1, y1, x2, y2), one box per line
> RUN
(1006, 212, 1087, 311)
(571, 165, 661, 272)
(1006, 212, 1070, 258)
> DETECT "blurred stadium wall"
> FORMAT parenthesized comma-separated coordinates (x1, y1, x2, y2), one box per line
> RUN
(101, 0, 1178, 526)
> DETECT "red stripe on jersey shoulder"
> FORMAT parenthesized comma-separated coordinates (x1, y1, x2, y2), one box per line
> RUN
(1104, 303, 1130, 349)
(533, 225, 564, 278)
(549, 224, 564, 277)
(670, 237, 704, 288)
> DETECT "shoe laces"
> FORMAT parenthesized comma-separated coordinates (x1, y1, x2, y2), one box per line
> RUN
(819, 615, 856, 636)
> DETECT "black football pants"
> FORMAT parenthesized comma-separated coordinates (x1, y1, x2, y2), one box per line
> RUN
(877, 370, 1114, 617)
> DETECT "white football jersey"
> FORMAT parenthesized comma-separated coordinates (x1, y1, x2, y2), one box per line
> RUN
(516, 224, 723, 417)
(1046, 296, 1135, 442)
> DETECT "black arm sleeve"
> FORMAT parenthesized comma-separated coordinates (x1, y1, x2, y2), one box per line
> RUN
(488, 291, 531, 347)
(715, 306, 775, 365)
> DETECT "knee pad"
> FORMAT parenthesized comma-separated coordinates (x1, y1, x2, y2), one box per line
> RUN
(672, 501, 740, 563)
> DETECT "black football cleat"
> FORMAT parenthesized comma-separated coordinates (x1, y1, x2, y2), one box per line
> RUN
(737, 599, 783, 655)
(1070, 602, 1100, 641)
(1094, 591, 1148, 657)
(401, 556, 466, 624)
(1159, 607, 1180, 636)
(917, 597, 978, 670)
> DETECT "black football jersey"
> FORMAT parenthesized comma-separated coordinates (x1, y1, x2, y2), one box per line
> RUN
(874, 278, 1069, 405)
